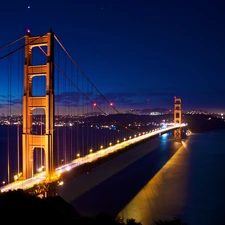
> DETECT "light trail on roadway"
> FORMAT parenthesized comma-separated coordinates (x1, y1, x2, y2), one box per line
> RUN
(0, 124, 186, 193)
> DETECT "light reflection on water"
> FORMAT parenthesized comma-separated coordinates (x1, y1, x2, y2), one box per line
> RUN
(118, 129, 225, 225)
(118, 139, 190, 225)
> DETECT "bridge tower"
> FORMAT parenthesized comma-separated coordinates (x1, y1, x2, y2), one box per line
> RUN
(22, 30, 56, 182)
(173, 97, 182, 140)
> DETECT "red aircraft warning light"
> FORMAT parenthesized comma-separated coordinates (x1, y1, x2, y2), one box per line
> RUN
(93, 103, 97, 107)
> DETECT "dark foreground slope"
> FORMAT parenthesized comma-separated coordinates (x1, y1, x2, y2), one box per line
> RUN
(0, 190, 187, 224)
(0, 189, 80, 224)
(0, 190, 141, 225)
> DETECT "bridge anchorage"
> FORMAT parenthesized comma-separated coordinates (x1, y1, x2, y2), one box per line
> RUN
(22, 30, 57, 193)
(173, 97, 182, 141)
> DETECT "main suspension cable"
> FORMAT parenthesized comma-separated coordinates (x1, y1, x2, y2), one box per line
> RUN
(0, 32, 48, 61)
(0, 36, 24, 51)
(38, 40, 140, 134)
(54, 34, 121, 114)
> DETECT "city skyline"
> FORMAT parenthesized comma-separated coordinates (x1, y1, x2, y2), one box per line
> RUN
(0, 0, 225, 113)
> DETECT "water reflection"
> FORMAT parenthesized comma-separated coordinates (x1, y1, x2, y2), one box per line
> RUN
(118, 139, 190, 225)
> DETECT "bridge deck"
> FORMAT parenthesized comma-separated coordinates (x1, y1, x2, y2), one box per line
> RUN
(0, 124, 187, 193)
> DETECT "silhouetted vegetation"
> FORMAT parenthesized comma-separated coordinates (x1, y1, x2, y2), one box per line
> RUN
(0, 190, 188, 225)
(154, 218, 187, 225)
(0, 190, 139, 224)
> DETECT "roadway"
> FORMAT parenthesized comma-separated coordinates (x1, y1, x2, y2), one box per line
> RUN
(0, 124, 186, 193)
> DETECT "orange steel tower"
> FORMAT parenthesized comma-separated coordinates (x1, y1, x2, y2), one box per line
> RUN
(22, 30, 56, 181)
(174, 97, 182, 140)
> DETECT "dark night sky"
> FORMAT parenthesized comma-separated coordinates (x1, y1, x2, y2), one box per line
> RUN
(0, 0, 225, 112)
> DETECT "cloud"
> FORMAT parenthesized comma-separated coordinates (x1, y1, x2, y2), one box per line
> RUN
(102, 88, 176, 106)
(0, 86, 224, 114)
(0, 95, 7, 99)
(0, 95, 22, 110)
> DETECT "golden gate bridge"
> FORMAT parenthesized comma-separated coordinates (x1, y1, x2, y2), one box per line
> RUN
(0, 30, 184, 194)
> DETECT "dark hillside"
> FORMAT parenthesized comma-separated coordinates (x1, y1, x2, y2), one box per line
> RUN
(183, 114, 225, 132)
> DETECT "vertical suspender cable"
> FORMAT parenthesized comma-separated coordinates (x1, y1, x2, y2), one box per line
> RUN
(76, 67, 79, 157)
(82, 69, 84, 156)
(86, 76, 89, 155)
(55, 45, 59, 165)
(17, 43, 20, 175)
(70, 58, 73, 161)
(63, 51, 67, 163)
(7, 46, 11, 183)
